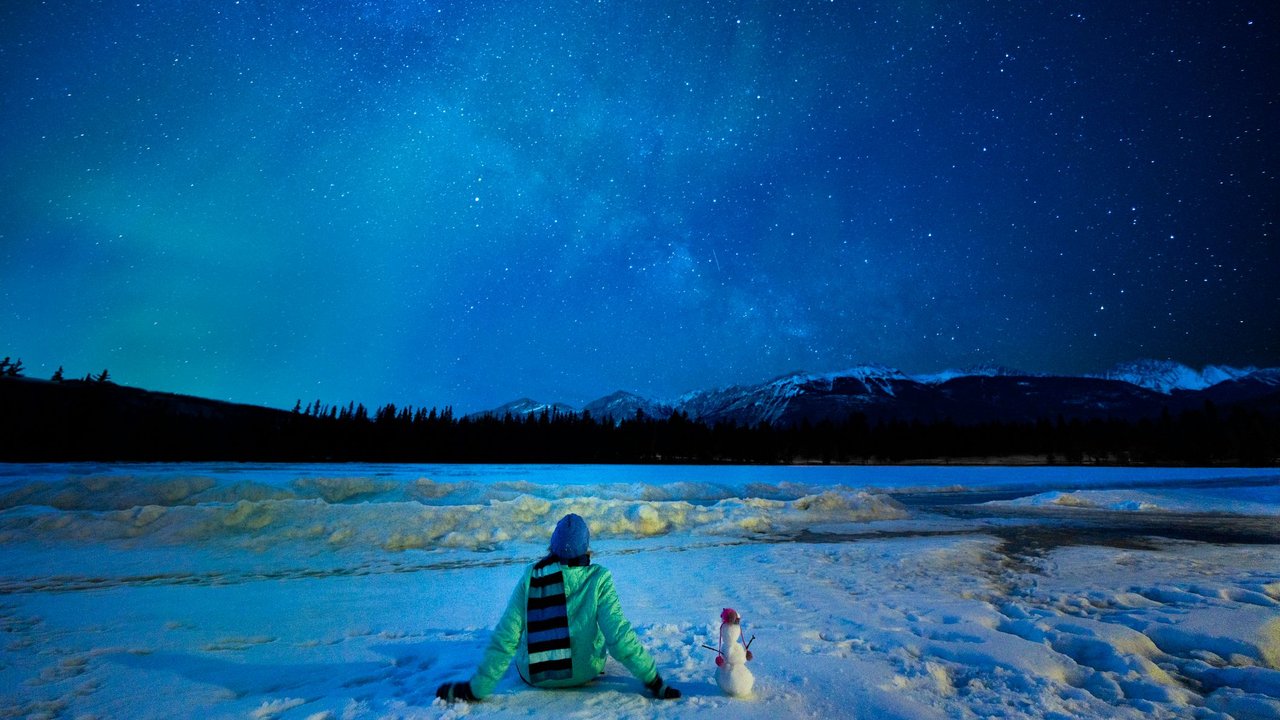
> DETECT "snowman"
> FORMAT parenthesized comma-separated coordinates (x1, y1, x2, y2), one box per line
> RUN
(715, 608, 755, 696)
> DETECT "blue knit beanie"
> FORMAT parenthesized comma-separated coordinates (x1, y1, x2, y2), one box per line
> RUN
(550, 513, 589, 559)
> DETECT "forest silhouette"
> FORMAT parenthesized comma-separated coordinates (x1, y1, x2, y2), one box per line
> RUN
(1, 370, 1275, 465)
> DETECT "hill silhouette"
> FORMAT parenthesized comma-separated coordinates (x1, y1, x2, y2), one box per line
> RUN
(1, 374, 1276, 465)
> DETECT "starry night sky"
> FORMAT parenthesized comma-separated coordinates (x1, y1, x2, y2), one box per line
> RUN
(2, 1, 1276, 413)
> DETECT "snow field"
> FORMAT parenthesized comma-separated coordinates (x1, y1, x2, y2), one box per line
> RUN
(2, 464, 1278, 719)
(3, 532, 1277, 719)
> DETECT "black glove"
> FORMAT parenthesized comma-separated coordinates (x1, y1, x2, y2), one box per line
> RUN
(645, 673, 681, 699)
(436, 681, 477, 702)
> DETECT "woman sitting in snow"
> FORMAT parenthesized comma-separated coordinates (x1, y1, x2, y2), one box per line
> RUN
(436, 513, 682, 702)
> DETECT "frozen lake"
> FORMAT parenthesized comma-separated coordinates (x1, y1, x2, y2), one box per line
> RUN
(5, 461, 1277, 493)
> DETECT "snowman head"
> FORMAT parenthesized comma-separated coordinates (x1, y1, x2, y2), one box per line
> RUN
(721, 620, 742, 646)
(720, 608, 740, 625)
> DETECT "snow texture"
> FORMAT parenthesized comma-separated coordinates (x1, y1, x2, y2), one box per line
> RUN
(995, 487, 1280, 516)
(1, 463, 1277, 720)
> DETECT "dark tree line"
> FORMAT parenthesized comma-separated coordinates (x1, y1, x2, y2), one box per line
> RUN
(1, 375, 1276, 464)
(0, 357, 25, 377)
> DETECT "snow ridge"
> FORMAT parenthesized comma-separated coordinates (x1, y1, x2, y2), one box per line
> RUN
(913, 365, 1032, 384)
(1096, 360, 1256, 394)
(465, 398, 576, 421)
(581, 390, 672, 422)
(676, 365, 914, 424)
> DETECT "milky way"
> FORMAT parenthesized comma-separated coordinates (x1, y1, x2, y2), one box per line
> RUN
(1, 1, 1276, 412)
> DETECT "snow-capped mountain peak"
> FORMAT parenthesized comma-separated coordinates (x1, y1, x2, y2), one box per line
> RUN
(830, 364, 911, 382)
(1098, 360, 1255, 394)
(466, 397, 576, 420)
(581, 391, 672, 422)
(913, 365, 1030, 385)
(763, 365, 910, 389)
(1199, 364, 1258, 387)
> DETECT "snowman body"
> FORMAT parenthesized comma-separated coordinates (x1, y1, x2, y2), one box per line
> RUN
(716, 620, 755, 696)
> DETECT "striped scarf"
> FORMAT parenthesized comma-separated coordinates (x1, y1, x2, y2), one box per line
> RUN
(526, 554, 587, 684)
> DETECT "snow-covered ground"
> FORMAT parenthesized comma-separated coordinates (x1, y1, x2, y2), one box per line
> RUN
(1, 464, 1277, 719)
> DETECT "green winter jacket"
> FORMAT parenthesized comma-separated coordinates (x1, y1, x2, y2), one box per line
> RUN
(468, 560, 658, 698)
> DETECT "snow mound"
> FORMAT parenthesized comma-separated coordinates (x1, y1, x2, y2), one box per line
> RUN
(993, 488, 1280, 516)
(0, 476, 907, 552)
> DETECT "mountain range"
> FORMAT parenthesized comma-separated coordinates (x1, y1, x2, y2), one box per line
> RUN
(3, 358, 1277, 462)
(469, 360, 1280, 427)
